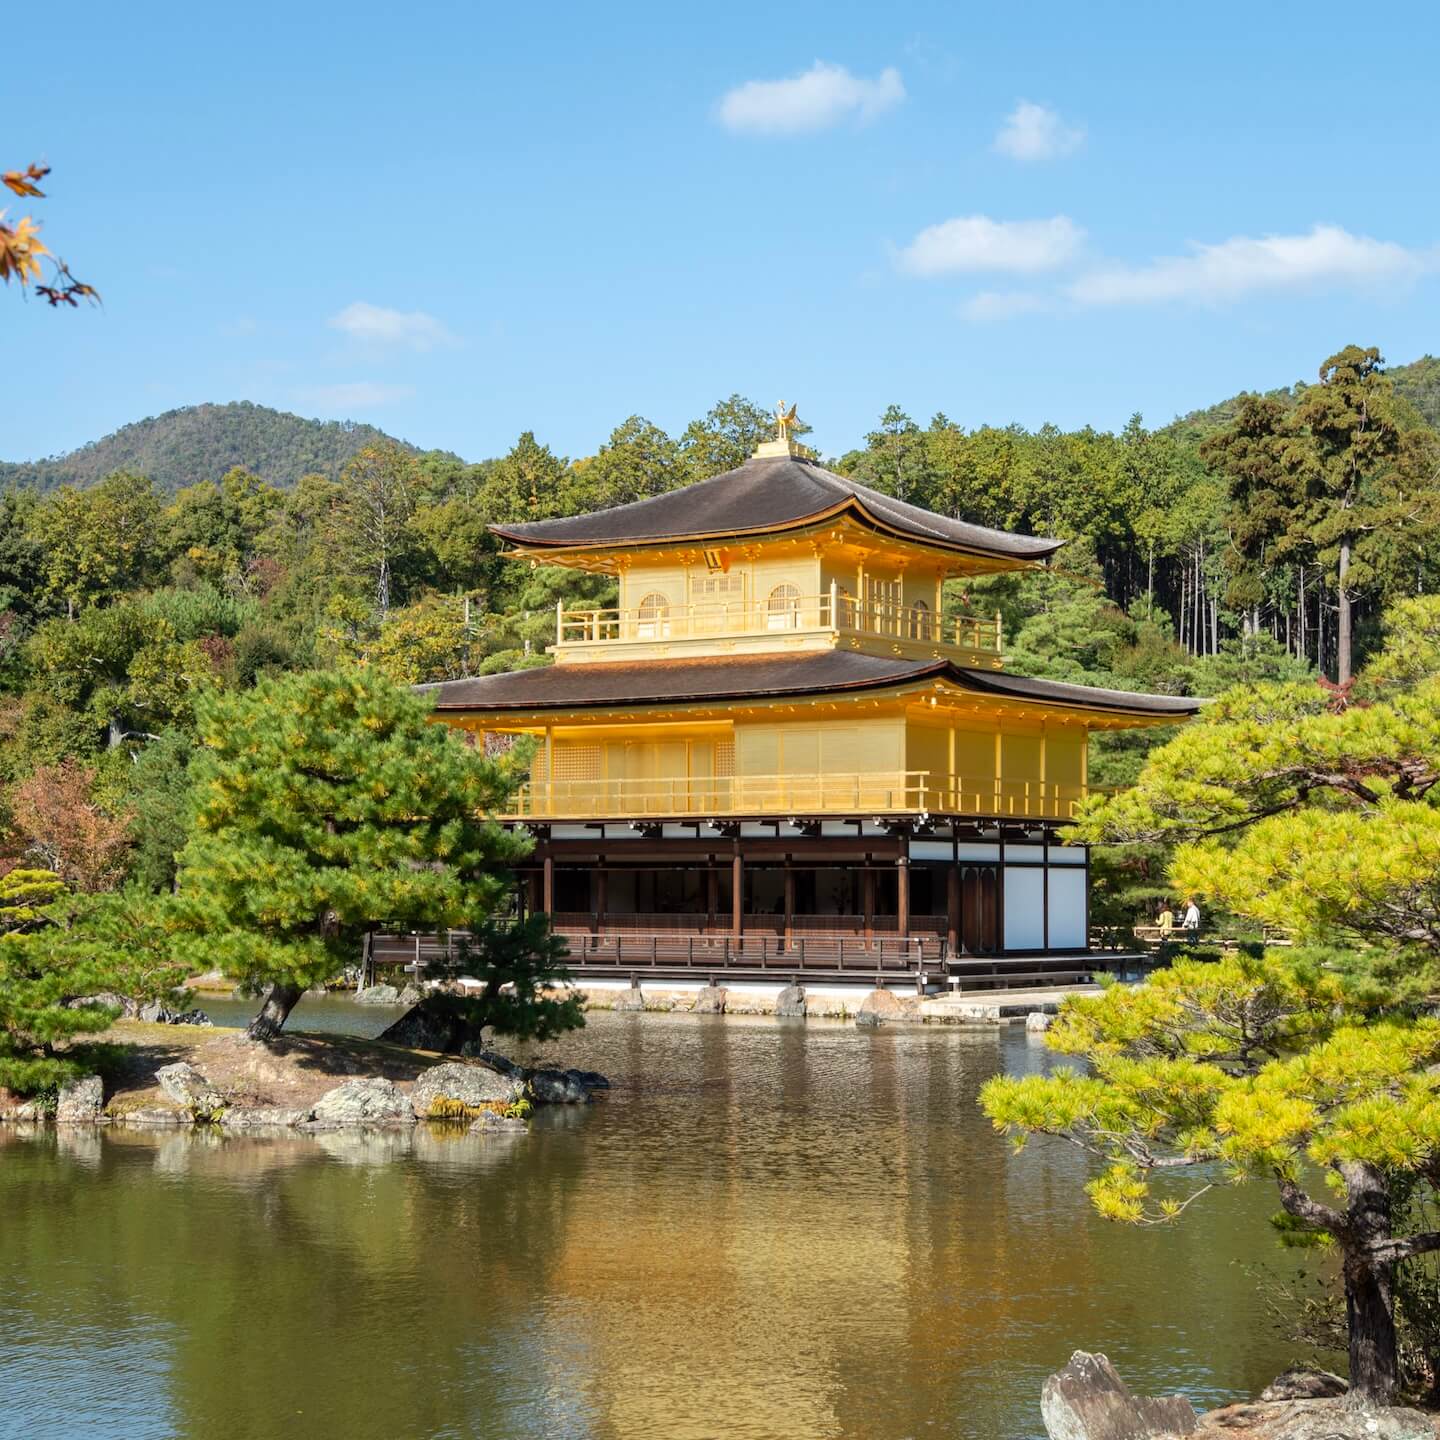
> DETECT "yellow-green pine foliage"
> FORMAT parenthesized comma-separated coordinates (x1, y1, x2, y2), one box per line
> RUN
(980, 953, 1439, 1228)
(1067, 609, 1440, 979)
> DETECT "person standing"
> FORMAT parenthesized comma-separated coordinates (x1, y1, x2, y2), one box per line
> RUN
(1182, 897, 1200, 939)
(1158, 902, 1175, 943)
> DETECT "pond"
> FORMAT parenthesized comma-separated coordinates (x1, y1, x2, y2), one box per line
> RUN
(0, 1011, 1298, 1439)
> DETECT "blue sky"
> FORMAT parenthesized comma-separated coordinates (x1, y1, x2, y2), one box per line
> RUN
(7, 0, 1439, 464)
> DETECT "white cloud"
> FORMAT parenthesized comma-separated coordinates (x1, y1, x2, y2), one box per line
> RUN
(1069, 224, 1435, 306)
(328, 301, 455, 351)
(898, 215, 1084, 276)
(961, 290, 1051, 322)
(718, 61, 904, 135)
(993, 100, 1084, 162)
(299, 382, 415, 412)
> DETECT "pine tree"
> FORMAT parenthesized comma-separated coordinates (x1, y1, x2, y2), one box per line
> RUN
(981, 954, 1440, 1408)
(1025, 605, 1440, 1404)
(0, 871, 111, 1093)
(176, 668, 535, 1039)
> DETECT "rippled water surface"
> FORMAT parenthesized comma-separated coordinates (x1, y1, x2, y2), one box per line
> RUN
(0, 1012, 1296, 1440)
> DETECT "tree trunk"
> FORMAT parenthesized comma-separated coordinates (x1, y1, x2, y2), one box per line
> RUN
(1337, 540, 1353, 683)
(1343, 1251, 1399, 1407)
(246, 982, 305, 1042)
(1339, 1160, 1400, 1407)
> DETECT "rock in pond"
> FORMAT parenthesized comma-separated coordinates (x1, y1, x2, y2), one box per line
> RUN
(774, 983, 807, 1018)
(354, 983, 401, 1005)
(470, 1110, 528, 1133)
(55, 1075, 104, 1125)
(1027, 1010, 1054, 1033)
(855, 988, 911, 1027)
(410, 1061, 523, 1119)
(113, 1104, 190, 1127)
(611, 985, 645, 1012)
(691, 985, 727, 1015)
(528, 1069, 590, 1105)
(220, 1106, 313, 1130)
(312, 1078, 414, 1126)
(1041, 1350, 1196, 1439)
(396, 984, 424, 1006)
(470, 1050, 609, 1102)
(156, 1062, 226, 1117)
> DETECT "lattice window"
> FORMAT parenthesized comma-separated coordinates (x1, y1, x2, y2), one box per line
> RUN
(636, 591, 670, 639)
(910, 597, 931, 640)
(690, 573, 744, 600)
(714, 740, 735, 777)
(766, 582, 801, 630)
(552, 745, 601, 781)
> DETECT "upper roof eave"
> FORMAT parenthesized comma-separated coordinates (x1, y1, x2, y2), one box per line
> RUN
(488, 454, 1063, 565)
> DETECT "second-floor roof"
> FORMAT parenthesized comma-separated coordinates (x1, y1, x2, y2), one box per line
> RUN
(422, 650, 1201, 725)
(491, 451, 1063, 568)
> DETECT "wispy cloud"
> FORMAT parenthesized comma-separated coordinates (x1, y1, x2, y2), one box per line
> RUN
(299, 381, 415, 412)
(328, 301, 456, 351)
(962, 291, 1052, 322)
(993, 100, 1084, 162)
(898, 215, 1084, 276)
(718, 60, 904, 135)
(1069, 224, 1435, 306)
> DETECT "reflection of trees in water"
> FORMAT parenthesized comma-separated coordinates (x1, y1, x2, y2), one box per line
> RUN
(0, 1020, 1303, 1440)
(0, 1123, 592, 1440)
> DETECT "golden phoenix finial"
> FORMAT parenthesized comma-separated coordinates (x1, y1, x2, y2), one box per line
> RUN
(775, 401, 799, 442)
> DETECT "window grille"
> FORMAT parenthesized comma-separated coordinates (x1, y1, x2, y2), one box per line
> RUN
(552, 745, 601, 781)
(636, 591, 670, 639)
(766, 583, 802, 630)
(714, 740, 735, 777)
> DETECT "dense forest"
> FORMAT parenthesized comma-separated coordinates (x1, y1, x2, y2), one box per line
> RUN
(0, 401, 415, 494)
(1, 343, 1436, 904)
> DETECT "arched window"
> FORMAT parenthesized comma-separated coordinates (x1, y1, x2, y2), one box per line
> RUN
(766, 582, 802, 631)
(910, 597, 930, 640)
(636, 591, 670, 639)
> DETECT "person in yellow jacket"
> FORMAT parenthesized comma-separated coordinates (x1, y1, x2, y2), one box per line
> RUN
(1157, 902, 1175, 942)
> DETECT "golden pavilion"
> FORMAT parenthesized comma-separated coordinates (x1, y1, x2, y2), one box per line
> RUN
(423, 408, 1197, 984)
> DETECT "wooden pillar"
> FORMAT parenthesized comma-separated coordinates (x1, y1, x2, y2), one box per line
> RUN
(596, 868, 608, 935)
(706, 867, 718, 931)
(946, 864, 960, 955)
(783, 863, 795, 949)
(732, 845, 743, 939)
(897, 831, 911, 940)
(543, 725, 554, 806)
(947, 723, 956, 813)
(542, 852, 554, 917)
(863, 867, 875, 947)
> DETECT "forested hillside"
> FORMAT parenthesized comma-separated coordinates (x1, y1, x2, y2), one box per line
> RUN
(0, 401, 415, 494)
(1, 347, 1437, 914)
(1168, 352, 1440, 438)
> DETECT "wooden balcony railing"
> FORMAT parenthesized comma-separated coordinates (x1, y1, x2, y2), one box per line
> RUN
(504, 770, 1088, 821)
(554, 588, 1001, 658)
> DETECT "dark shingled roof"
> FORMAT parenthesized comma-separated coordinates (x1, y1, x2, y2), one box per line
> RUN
(421, 652, 1200, 719)
(490, 454, 1062, 562)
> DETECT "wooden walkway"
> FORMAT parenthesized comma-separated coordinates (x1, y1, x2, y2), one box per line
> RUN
(370, 929, 1145, 992)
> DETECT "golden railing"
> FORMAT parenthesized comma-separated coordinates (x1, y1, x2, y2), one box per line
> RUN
(554, 590, 1001, 656)
(505, 770, 1087, 821)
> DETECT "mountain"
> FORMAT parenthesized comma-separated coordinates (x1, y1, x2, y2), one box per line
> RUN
(0, 401, 420, 495)
(1167, 354, 1440, 439)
